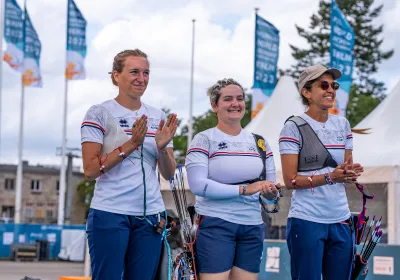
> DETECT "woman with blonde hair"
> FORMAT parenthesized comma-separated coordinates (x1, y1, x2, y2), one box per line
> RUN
(81, 49, 178, 280)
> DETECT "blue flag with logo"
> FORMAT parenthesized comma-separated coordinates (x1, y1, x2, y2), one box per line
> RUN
(329, 0, 355, 116)
(66, 0, 87, 80)
(252, 14, 279, 119)
(3, 0, 24, 72)
(22, 8, 42, 87)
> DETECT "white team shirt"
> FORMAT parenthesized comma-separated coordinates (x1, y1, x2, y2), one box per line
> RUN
(279, 113, 353, 224)
(185, 127, 276, 225)
(81, 99, 173, 216)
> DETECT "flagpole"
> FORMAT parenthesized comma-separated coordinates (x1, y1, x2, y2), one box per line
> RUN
(58, 78, 68, 225)
(251, 7, 259, 120)
(187, 19, 195, 148)
(254, 7, 259, 77)
(58, 0, 70, 226)
(15, 0, 28, 225)
(0, 0, 5, 162)
(15, 82, 25, 224)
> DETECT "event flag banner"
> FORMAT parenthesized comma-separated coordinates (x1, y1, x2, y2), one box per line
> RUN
(329, 0, 355, 116)
(3, 0, 24, 72)
(22, 8, 42, 87)
(252, 14, 279, 119)
(66, 0, 87, 80)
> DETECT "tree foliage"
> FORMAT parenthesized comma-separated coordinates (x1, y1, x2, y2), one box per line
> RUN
(285, 0, 394, 126)
(77, 180, 95, 212)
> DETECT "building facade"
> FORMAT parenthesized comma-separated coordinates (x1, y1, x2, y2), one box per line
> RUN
(0, 161, 86, 225)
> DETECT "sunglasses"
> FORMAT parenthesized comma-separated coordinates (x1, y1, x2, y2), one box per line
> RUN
(319, 81, 340, 90)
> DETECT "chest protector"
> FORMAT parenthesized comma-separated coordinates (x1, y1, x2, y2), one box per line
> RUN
(98, 105, 131, 155)
(285, 116, 338, 172)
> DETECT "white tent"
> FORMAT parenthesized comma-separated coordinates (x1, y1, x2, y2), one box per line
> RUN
(352, 80, 400, 244)
(245, 75, 305, 171)
(353, 80, 400, 166)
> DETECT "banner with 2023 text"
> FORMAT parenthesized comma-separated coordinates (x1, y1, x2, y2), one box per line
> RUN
(252, 14, 279, 119)
(329, 0, 355, 116)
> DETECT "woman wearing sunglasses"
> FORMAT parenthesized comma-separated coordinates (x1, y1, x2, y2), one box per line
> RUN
(279, 65, 364, 280)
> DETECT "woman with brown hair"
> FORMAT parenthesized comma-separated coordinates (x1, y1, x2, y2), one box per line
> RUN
(81, 49, 178, 280)
(186, 78, 281, 280)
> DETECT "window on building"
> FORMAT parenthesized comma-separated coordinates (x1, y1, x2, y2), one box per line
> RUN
(56, 180, 60, 194)
(31, 180, 41, 193)
(4, 178, 15, 191)
(46, 210, 54, 219)
(2, 206, 15, 218)
(25, 207, 34, 218)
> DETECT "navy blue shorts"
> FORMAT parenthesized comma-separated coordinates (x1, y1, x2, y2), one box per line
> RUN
(195, 216, 265, 274)
(86, 208, 164, 280)
(286, 217, 353, 280)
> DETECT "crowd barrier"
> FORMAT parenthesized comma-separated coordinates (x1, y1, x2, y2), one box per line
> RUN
(259, 240, 399, 279)
(1, 224, 398, 279)
(0, 223, 85, 260)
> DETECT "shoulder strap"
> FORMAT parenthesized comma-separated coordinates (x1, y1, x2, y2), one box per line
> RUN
(286, 115, 338, 171)
(230, 133, 267, 185)
(252, 133, 266, 181)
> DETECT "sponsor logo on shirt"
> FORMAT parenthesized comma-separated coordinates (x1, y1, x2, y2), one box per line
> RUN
(218, 141, 228, 150)
(119, 119, 129, 128)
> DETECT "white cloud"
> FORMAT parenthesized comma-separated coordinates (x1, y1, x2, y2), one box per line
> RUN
(0, 0, 399, 167)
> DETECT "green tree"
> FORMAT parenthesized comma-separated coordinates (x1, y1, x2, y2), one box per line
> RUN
(285, 0, 394, 126)
(346, 85, 381, 126)
(77, 180, 95, 212)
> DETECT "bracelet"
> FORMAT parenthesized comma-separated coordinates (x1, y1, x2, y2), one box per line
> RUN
(291, 176, 298, 189)
(241, 185, 247, 195)
(97, 153, 108, 175)
(324, 173, 334, 185)
(117, 147, 126, 159)
(308, 174, 315, 193)
(307, 175, 314, 187)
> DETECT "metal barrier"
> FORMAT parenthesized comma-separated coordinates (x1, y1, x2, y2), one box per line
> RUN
(0, 223, 85, 260)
